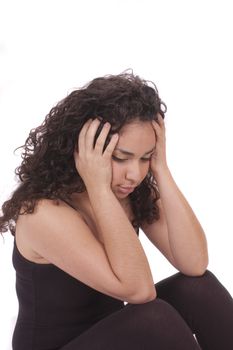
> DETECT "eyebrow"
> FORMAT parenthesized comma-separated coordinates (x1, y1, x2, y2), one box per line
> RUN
(115, 147, 155, 156)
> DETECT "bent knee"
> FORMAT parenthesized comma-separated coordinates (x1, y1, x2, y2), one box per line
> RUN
(126, 298, 183, 328)
(184, 269, 220, 288)
(123, 297, 195, 343)
(174, 269, 222, 299)
(156, 269, 224, 305)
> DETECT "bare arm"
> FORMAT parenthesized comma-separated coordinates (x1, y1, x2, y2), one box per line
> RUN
(147, 115, 208, 275)
(18, 198, 155, 304)
(74, 118, 156, 301)
(87, 185, 156, 300)
(151, 166, 208, 275)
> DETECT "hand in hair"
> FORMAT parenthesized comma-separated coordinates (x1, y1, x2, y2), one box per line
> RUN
(150, 114, 168, 176)
(74, 118, 119, 191)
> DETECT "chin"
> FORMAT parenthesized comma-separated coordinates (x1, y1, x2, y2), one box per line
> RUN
(113, 190, 127, 198)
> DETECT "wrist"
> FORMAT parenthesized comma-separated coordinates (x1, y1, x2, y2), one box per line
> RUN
(152, 163, 170, 179)
(86, 184, 113, 199)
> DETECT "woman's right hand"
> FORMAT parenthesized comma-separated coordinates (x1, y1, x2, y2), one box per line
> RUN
(74, 118, 119, 190)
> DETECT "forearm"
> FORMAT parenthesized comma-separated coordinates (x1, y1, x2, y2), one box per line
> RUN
(87, 186, 156, 297)
(154, 166, 209, 275)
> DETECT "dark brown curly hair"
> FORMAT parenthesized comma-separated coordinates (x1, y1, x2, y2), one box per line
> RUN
(0, 70, 167, 235)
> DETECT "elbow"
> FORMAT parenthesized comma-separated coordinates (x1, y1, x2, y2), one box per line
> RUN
(193, 254, 209, 276)
(142, 290, 157, 303)
(195, 261, 209, 276)
(180, 256, 209, 277)
(185, 267, 208, 277)
(126, 287, 157, 304)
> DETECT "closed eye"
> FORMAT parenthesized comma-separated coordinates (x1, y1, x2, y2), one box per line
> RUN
(112, 156, 151, 162)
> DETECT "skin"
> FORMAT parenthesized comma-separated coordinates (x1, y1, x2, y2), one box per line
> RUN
(74, 115, 209, 276)
(141, 115, 209, 275)
(73, 117, 158, 213)
(16, 117, 159, 301)
(111, 119, 156, 200)
(75, 116, 162, 204)
(16, 115, 208, 277)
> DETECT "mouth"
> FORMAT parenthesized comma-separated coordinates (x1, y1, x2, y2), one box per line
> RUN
(118, 186, 136, 194)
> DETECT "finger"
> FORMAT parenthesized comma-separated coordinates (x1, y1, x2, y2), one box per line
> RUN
(152, 120, 161, 135)
(103, 133, 119, 158)
(78, 119, 93, 153)
(94, 122, 112, 152)
(84, 118, 102, 151)
(152, 119, 165, 137)
(156, 113, 165, 127)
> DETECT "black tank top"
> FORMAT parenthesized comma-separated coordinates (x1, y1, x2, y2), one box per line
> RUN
(12, 239, 125, 350)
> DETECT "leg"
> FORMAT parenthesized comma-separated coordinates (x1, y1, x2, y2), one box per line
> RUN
(156, 269, 233, 350)
(60, 298, 200, 350)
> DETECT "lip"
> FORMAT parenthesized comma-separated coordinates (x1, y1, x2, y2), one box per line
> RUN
(118, 186, 136, 194)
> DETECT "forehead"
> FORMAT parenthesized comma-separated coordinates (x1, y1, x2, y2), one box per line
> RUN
(116, 121, 156, 153)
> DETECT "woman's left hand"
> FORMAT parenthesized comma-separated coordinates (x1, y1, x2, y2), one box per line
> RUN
(150, 113, 168, 176)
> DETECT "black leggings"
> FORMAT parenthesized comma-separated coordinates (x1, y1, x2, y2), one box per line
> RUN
(61, 270, 233, 350)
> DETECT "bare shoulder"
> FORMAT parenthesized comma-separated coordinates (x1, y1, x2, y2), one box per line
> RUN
(18, 198, 85, 228)
(29, 198, 83, 224)
(16, 197, 88, 247)
(15, 198, 84, 263)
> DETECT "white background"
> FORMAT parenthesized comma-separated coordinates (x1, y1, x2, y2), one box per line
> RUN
(0, 0, 232, 349)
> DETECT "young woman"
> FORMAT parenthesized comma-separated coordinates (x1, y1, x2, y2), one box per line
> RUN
(1, 72, 233, 350)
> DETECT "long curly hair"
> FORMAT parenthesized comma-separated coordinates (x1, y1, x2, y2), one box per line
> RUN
(0, 70, 167, 235)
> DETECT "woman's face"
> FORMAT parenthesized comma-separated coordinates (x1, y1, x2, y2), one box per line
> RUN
(111, 120, 156, 199)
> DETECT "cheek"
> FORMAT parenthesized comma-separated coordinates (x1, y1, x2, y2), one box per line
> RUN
(143, 163, 151, 176)
(111, 162, 123, 184)
(111, 161, 150, 184)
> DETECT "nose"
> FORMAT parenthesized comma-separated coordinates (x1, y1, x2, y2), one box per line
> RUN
(125, 160, 144, 184)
